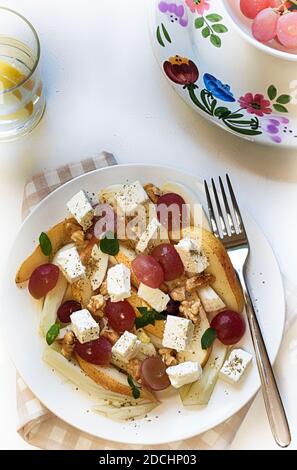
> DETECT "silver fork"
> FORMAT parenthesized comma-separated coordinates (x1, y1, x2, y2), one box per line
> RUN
(204, 175, 291, 448)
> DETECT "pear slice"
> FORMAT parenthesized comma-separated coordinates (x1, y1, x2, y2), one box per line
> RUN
(76, 354, 157, 402)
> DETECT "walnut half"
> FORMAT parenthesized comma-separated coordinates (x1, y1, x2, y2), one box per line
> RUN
(158, 348, 179, 366)
(87, 294, 106, 318)
(179, 297, 202, 325)
(170, 285, 186, 302)
(61, 331, 76, 360)
(71, 229, 85, 247)
(125, 358, 141, 381)
(144, 183, 162, 204)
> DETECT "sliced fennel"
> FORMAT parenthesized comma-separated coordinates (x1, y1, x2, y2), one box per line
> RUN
(43, 346, 106, 398)
(40, 273, 67, 336)
(93, 402, 157, 421)
(179, 340, 228, 405)
(43, 347, 156, 410)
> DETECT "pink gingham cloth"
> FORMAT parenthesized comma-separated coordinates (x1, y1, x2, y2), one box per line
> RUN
(17, 151, 253, 450)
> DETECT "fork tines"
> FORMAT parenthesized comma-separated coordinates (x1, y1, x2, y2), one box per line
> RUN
(204, 175, 247, 242)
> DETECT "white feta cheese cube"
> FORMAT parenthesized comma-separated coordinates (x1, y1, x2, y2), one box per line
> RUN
(112, 331, 141, 363)
(198, 286, 226, 313)
(162, 315, 194, 352)
(137, 283, 170, 312)
(107, 263, 131, 302)
(175, 237, 209, 274)
(136, 217, 162, 253)
(166, 361, 202, 388)
(220, 348, 253, 384)
(70, 309, 99, 344)
(115, 181, 148, 215)
(55, 244, 85, 284)
(67, 190, 94, 231)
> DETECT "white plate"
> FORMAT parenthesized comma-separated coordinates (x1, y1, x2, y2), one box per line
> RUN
(149, 0, 297, 147)
(2, 164, 285, 445)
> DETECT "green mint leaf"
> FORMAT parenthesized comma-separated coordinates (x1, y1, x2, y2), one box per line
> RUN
(202, 26, 210, 38)
(268, 85, 277, 100)
(206, 13, 223, 22)
(46, 323, 60, 345)
(39, 232, 52, 256)
(99, 231, 119, 255)
(132, 387, 140, 400)
(273, 103, 288, 113)
(127, 374, 134, 388)
(136, 307, 165, 329)
(212, 24, 228, 33)
(276, 94, 291, 105)
(210, 34, 221, 48)
(127, 374, 141, 399)
(155, 312, 166, 320)
(135, 310, 156, 329)
(195, 17, 204, 28)
(201, 327, 217, 350)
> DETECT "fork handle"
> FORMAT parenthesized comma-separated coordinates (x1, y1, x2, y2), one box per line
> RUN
(237, 269, 291, 448)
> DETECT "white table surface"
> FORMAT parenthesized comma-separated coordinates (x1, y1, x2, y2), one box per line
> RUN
(0, 0, 296, 450)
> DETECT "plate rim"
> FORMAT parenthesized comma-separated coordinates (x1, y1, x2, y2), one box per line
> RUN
(3, 163, 286, 445)
(148, 0, 297, 149)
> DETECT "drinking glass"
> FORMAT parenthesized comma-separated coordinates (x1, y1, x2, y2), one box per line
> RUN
(0, 7, 45, 141)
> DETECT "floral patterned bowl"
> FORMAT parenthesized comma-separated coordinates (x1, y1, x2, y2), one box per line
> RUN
(150, 0, 297, 146)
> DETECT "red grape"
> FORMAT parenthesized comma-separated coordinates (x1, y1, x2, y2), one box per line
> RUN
(141, 356, 170, 391)
(132, 254, 164, 288)
(211, 310, 246, 345)
(252, 8, 279, 42)
(28, 263, 60, 299)
(277, 12, 297, 49)
(163, 299, 180, 316)
(57, 300, 81, 323)
(151, 243, 184, 281)
(240, 0, 272, 19)
(104, 299, 136, 333)
(156, 193, 187, 231)
(75, 336, 112, 365)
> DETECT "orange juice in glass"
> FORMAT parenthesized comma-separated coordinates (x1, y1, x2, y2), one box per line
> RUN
(0, 7, 45, 141)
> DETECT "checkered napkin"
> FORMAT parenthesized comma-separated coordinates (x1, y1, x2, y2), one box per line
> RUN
(17, 151, 253, 450)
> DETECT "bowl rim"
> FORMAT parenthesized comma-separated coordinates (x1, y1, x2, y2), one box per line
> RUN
(222, 0, 297, 63)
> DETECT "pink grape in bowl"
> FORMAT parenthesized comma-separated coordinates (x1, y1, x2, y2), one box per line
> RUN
(244, 1, 297, 49)
(240, 0, 276, 19)
(223, 0, 297, 60)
